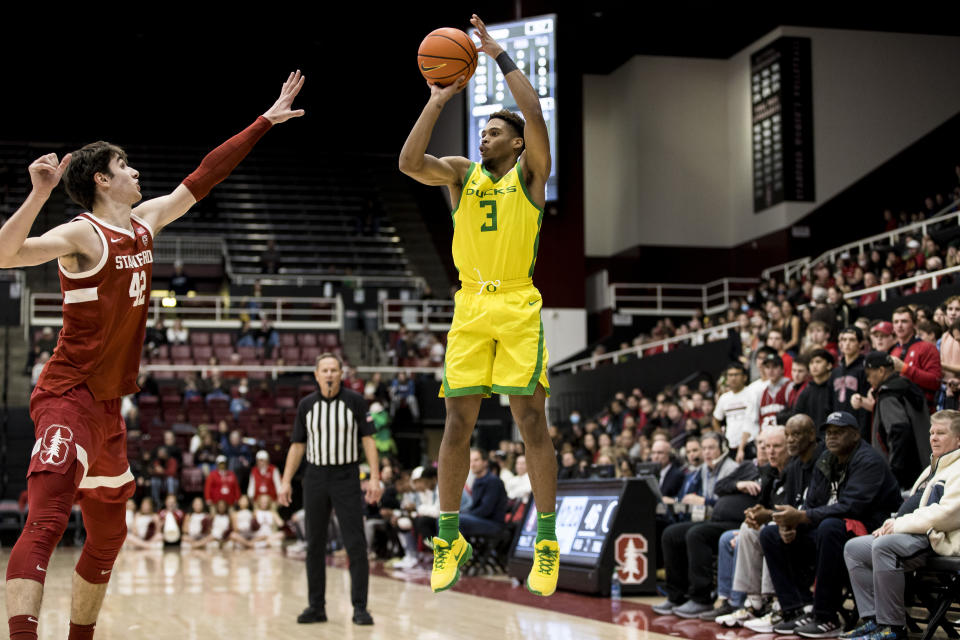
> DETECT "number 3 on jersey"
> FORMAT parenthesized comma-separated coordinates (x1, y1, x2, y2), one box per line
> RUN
(129, 271, 147, 306)
(479, 200, 498, 232)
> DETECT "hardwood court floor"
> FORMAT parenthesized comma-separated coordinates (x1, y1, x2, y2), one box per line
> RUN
(0, 548, 662, 640)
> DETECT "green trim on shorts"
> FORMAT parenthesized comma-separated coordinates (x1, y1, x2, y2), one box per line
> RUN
(441, 363, 492, 398)
(490, 319, 545, 396)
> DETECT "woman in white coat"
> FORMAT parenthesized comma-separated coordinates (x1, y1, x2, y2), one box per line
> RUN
(842, 410, 960, 640)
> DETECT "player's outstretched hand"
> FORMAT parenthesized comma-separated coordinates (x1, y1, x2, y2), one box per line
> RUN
(427, 76, 468, 104)
(28, 153, 71, 196)
(470, 14, 504, 59)
(262, 70, 306, 124)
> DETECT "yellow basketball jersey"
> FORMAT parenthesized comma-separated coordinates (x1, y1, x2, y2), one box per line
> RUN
(451, 161, 544, 291)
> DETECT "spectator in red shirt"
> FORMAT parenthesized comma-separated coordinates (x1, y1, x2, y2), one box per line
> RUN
(766, 328, 793, 378)
(247, 449, 282, 501)
(858, 272, 880, 307)
(204, 455, 242, 506)
(890, 306, 942, 410)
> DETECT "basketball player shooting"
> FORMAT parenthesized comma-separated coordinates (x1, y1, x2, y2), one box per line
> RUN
(399, 15, 559, 596)
(0, 70, 304, 640)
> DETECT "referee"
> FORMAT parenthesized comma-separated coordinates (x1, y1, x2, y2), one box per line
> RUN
(278, 353, 383, 626)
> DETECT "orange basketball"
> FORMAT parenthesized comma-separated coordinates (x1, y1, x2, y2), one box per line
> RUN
(417, 27, 478, 86)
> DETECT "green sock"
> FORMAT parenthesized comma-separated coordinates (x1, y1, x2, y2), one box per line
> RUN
(438, 511, 459, 544)
(535, 511, 556, 543)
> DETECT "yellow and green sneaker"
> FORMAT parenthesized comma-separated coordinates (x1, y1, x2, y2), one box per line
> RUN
(525, 539, 560, 596)
(430, 533, 472, 593)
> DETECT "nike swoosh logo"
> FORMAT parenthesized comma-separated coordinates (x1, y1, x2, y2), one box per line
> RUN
(539, 513, 554, 519)
(421, 63, 447, 72)
(471, 180, 479, 185)
(100, 569, 112, 575)
(28, 617, 38, 623)
(440, 514, 457, 520)
(529, 301, 538, 306)
(36, 564, 46, 572)
(110, 237, 123, 243)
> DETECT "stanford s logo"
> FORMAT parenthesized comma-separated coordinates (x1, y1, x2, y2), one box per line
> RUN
(614, 533, 648, 584)
(38, 424, 74, 466)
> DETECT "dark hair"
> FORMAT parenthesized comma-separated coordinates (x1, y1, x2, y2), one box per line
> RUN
(726, 362, 746, 374)
(918, 320, 942, 340)
(488, 109, 526, 157)
(792, 352, 810, 367)
(892, 306, 916, 323)
(63, 141, 127, 211)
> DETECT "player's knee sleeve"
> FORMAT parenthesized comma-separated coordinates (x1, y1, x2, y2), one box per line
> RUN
(75, 500, 127, 584)
(6, 464, 80, 584)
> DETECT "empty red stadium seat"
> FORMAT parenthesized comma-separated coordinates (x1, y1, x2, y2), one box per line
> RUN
(212, 333, 233, 346)
(189, 332, 211, 346)
(193, 345, 213, 361)
(171, 345, 191, 359)
(297, 333, 318, 347)
(280, 333, 297, 347)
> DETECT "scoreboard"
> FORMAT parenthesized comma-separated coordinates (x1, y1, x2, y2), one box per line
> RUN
(514, 494, 620, 566)
(467, 14, 558, 201)
(751, 36, 815, 212)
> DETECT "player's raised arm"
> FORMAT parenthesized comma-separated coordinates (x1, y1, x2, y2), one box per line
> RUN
(135, 70, 306, 234)
(471, 14, 550, 180)
(398, 80, 472, 187)
(0, 153, 94, 269)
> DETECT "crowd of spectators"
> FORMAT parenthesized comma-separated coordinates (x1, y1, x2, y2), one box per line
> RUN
(551, 290, 960, 638)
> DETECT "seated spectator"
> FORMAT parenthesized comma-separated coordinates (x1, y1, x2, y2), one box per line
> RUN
(149, 447, 179, 506)
(31, 351, 50, 388)
(890, 306, 942, 410)
(707, 427, 790, 623)
(161, 430, 183, 466)
(459, 449, 507, 537)
(144, 318, 168, 354)
(713, 362, 760, 463)
(158, 494, 184, 545)
(682, 438, 703, 473)
(167, 318, 189, 345)
(229, 495, 259, 549)
(737, 415, 823, 632)
(863, 351, 932, 490)
(204, 455, 241, 506)
(256, 317, 279, 352)
(389, 371, 419, 422)
(194, 430, 220, 476)
(125, 497, 163, 550)
(222, 430, 254, 488)
(759, 411, 901, 636)
(651, 440, 686, 502)
(209, 499, 233, 548)
(654, 433, 762, 617)
(413, 466, 441, 543)
(504, 455, 532, 501)
(248, 449, 281, 502)
(190, 424, 210, 455)
(558, 451, 584, 480)
(235, 319, 258, 348)
(181, 497, 214, 550)
(252, 494, 286, 548)
(843, 410, 960, 640)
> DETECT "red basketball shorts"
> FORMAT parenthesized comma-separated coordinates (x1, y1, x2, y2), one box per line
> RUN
(28, 384, 135, 503)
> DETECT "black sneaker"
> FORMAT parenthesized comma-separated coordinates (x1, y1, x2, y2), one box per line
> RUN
(352, 608, 374, 625)
(700, 600, 738, 621)
(796, 614, 844, 638)
(774, 611, 814, 635)
(297, 607, 327, 623)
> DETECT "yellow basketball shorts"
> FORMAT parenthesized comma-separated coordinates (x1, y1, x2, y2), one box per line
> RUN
(440, 285, 550, 398)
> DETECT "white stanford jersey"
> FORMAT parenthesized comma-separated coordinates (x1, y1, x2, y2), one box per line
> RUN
(38, 213, 154, 401)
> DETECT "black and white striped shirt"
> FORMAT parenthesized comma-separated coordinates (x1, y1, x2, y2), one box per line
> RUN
(292, 387, 374, 466)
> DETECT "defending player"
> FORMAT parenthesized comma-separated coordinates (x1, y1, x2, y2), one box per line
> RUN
(399, 15, 558, 596)
(0, 71, 304, 640)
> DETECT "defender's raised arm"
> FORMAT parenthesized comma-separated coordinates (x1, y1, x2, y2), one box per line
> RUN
(135, 70, 306, 234)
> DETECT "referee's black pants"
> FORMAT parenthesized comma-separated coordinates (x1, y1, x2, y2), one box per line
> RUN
(303, 463, 368, 611)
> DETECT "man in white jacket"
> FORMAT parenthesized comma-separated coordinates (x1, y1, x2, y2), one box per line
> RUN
(842, 410, 960, 640)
